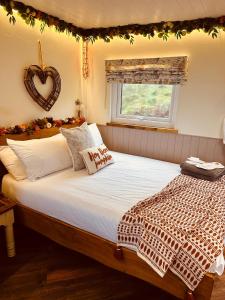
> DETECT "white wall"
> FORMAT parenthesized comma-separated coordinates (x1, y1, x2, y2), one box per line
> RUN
(84, 32, 225, 138)
(0, 10, 81, 127)
(1, 10, 225, 139)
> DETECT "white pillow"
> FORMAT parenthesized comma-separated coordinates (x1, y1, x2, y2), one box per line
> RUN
(88, 123, 103, 147)
(7, 134, 72, 181)
(80, 144, 114, 175)
(0, 146, 27, 180)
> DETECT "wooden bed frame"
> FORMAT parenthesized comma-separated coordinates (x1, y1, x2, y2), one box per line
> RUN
(0, 126, 222, 300)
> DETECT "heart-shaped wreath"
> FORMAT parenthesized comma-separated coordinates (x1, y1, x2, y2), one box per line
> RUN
(24, 65, 61, 111)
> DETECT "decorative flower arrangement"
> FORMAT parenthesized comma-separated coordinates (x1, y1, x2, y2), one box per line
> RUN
(0, 116, 86, 136)
(75, 99, 85, 118)
(0, 0, 225, 43)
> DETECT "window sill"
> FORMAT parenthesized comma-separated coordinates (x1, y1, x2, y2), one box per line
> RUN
(106, 122, 178, 134)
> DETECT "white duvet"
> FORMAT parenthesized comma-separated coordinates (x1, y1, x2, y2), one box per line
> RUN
(2, 151, 224, 275)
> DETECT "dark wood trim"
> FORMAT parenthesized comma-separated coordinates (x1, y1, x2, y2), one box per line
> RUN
(14, 203, 215, 300)
(0, 195, 16, 214)
(106, 122, 178, 134)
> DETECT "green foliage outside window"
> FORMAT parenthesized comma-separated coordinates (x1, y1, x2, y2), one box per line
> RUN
(121, 84, 173, 118)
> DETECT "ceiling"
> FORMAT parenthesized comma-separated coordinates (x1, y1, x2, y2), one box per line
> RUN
(23, 0, 225, 28)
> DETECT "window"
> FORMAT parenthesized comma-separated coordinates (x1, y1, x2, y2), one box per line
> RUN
(110, 83, 178, 127)
(106, 56, 187, 128)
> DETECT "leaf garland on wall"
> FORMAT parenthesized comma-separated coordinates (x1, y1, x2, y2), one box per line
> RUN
(0, 0, 225, 43)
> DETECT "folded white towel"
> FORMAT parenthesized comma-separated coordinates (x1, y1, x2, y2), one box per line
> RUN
(186, 157, 224, 170)
(187, 157, 205, 164)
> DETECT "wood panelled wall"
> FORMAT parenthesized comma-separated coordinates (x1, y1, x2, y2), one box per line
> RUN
(98, 125, 225, 164)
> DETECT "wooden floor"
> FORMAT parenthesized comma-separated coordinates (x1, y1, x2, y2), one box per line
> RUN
(0, 225, 179, 300)
(0, 225, 224, 300)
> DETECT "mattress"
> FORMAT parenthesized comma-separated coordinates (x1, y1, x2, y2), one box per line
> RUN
(2, 151, 224, 275)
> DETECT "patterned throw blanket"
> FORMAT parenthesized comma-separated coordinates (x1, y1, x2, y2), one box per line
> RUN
(118, 175, 225, 290)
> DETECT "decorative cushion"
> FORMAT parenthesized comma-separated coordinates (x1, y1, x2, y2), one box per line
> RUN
(79, 144, 114, 175)
(7, 134, 72, 181)
(60, 123, 95, 171)
(0, 146, 27, 180)
(88, 123, 103, 147)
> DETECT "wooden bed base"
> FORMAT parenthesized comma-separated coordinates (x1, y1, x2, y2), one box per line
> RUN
(14, 203, 216, 300)
(1, 126, 222, 300)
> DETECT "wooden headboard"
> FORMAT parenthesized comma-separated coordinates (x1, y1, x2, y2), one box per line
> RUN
(0, 125, 77, 146)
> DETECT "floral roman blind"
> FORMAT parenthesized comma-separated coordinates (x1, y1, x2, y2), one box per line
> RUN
(105, 56, 187, 85)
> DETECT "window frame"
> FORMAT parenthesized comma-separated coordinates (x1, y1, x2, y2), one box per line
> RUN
(110, 83, 179, 128)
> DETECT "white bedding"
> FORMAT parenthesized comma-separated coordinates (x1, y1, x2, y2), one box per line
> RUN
(2, 151, 224, 275)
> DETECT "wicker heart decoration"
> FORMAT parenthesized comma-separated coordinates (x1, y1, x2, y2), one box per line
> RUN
(24, 65, 61, 111)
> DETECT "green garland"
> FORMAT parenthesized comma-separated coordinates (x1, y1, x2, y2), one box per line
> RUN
(0, 0, 225, 43)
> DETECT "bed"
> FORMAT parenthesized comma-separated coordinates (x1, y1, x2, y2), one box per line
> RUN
(0, 128, 224, 300)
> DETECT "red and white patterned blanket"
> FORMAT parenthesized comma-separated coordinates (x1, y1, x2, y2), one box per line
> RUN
(117, 174, 225, 290)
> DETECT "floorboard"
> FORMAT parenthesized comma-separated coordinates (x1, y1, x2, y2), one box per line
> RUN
(0, 225, 224, 300)
(0, 225, 178, 300)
